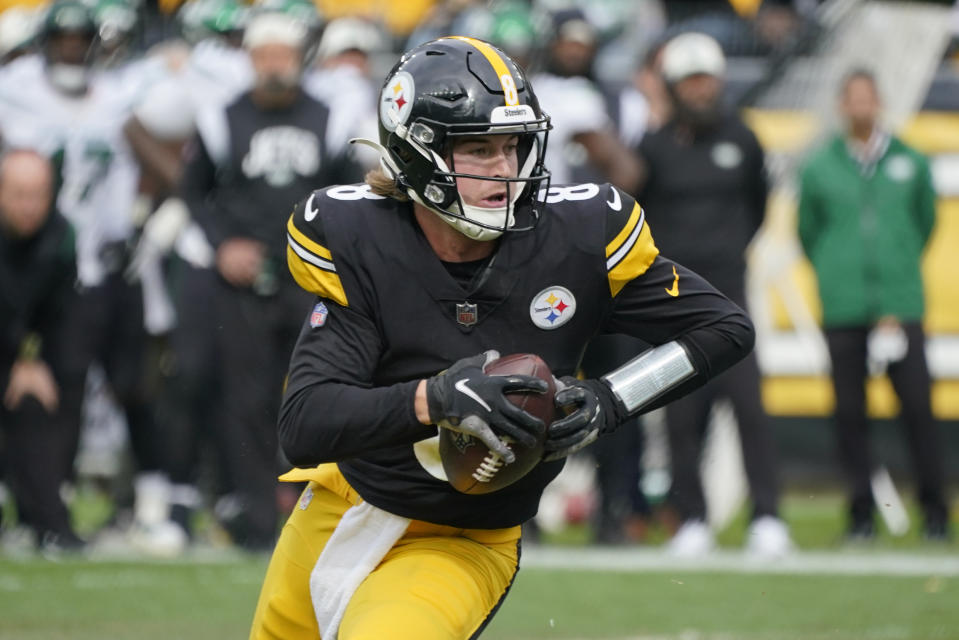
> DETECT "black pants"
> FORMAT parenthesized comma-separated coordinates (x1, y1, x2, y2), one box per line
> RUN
(0, 376, 76, 538)
(60, 273, 161, 479)
(580, 334, 650, 537)
(824, 323, 948, 527)
(155, 262, 219, 488)
(665, 348, 781, 522)
(209, 275, 313, 549)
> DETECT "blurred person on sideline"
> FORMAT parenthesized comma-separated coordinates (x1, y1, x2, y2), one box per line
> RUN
(0, 150, 82, 554)
(798, 68, 951, 542)
(181, 10, 339, 550)
(303, 16, 386, 179)
(120, 0, 302, 548)
(479, 1, 540, 71)
(530, 7, 652, 544)
(572, 37, 674, 546)
(0, 0, 178, 550)
(531, 8, 640, 190)
(633, 32, 792, 557)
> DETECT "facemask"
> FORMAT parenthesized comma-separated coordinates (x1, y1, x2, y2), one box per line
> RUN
(47, 63, 89, 95)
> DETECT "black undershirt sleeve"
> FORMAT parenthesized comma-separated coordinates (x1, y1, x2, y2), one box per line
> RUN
(602, 255, 755, 415)
(278, 300, 435, 467)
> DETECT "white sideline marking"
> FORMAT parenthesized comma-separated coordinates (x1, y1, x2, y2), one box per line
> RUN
(521, 547, 959, 576)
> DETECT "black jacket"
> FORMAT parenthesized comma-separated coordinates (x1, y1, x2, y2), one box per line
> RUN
(0, 213, 76, 367)
(182, 89, 339, 266)
(636, 113, 768, 299)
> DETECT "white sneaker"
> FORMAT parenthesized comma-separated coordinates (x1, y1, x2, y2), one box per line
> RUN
(1, 525, 37, 557)
(129, 520, 189, 558)
(746, 516, 795, 558)
(668, 520, 716, 557)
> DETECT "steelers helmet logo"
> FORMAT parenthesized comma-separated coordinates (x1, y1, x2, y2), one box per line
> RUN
(380, 71, 415, 132)
(530, 286, 577, 330)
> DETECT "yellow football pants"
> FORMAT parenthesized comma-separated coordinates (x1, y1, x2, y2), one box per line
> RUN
(249, 464, 521, 640)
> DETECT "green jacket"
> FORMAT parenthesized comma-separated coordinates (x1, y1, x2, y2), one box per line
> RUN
(798, 133, 936, 328)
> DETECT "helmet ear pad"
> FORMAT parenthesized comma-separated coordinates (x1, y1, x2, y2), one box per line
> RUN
(384, 127, 459, 211)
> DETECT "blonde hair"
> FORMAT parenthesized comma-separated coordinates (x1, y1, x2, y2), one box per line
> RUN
(365, 167, 409, 201)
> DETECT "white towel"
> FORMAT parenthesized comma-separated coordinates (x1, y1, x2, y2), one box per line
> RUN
(310, 501, 411, 639)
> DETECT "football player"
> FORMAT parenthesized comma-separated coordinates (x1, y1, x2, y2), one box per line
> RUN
(250, 37, 754, 639)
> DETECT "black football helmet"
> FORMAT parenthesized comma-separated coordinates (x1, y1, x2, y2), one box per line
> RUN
(364, 36, 551, 241)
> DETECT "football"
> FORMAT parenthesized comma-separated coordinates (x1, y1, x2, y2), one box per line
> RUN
(440, 353, 556, 495)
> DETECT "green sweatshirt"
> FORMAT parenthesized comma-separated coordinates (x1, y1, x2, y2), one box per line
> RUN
(798, 133, 936, 328)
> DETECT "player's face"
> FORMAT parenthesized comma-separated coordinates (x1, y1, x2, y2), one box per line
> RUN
(841, 76, 880, 132)
(47, 31, 93, 66)
(673, 73, 722, 112)
(250, 43, 302, 92)
(549, 38, 595, 77)
(0, 157, 53, 239)
(450, 135, 520, 209)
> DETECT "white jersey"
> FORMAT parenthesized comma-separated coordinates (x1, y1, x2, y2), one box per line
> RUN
(133, 40, 253, 142)
(303, 64, 377, 159)
(616, 84, 651, 149)
(0, 54, 142, 286)
(102, 54, 171, 105)
(530, 72, 612, 185)
(184, 39, 252, 110)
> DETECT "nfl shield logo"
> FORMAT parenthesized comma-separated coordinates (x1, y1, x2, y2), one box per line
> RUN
(456, 302, 478, 327)
(310, 302, 329, 328)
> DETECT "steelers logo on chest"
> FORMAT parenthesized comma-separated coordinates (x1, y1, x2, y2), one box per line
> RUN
(530, 286, 577, 330)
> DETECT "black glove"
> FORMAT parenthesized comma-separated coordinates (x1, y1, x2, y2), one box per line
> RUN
(544, 377, 621, 462)
(426, 350, 549, 463)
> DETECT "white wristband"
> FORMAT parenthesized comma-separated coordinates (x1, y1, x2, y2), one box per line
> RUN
(602, 341, 696, 414)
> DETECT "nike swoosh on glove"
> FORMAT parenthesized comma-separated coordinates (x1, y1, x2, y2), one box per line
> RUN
(543, 377, 622, 462)
(426, 350, 548, 463)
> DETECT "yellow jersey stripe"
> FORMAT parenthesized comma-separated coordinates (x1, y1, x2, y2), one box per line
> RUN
(288, 234, 336, 273)
(607, 222, 659, 298)
(448, 36, 518, 106)
(605, 203, 642, 260)
(287, 246, 349, 307)
(287, 215, 333, 261)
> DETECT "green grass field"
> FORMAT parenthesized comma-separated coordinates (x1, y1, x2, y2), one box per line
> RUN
(1, 493, 957, 639)
(1, 557, 956, 640)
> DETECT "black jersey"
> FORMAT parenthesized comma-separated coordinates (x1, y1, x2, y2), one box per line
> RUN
(183, 90, 335, 262)
(636, 114, 768, 298)
(280, 182, 752, 529)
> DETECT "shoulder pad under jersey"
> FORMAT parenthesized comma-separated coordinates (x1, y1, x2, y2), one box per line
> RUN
(540, 183, 659, 297)
(286, 188, 350, 307)
(286, 183, 394, 307)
